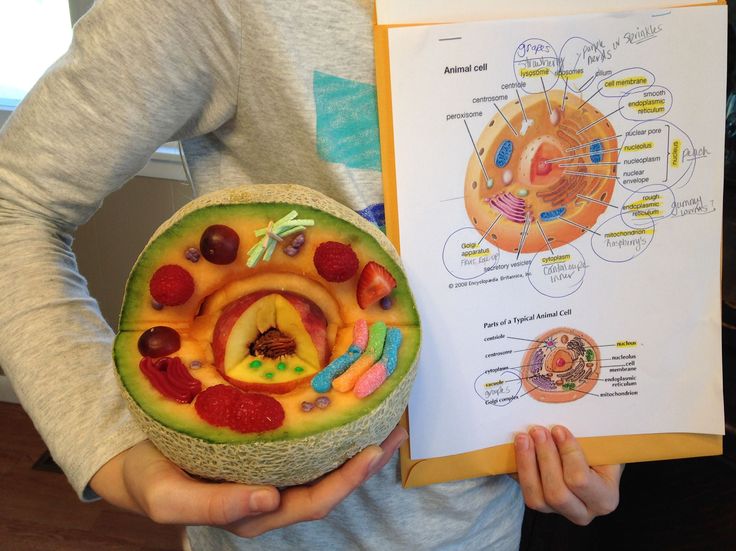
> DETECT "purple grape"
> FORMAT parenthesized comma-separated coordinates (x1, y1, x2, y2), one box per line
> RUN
(200, 225, 239, 264)
(138, 326, 181, 358)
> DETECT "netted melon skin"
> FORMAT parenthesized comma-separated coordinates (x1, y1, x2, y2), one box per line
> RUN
(118, 363, 416, 486)
(116, 184, 420, 486)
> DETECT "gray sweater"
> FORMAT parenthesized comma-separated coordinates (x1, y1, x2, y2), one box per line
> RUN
(0, 0, 523, 548)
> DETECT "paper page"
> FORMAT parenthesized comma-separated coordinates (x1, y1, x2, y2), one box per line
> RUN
(375, 0, 718, 25)
(387, 5, 726, 460)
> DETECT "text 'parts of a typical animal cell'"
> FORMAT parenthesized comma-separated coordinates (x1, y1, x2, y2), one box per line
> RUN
(441, 29, 716, 299)
(473, 323, 640, 407)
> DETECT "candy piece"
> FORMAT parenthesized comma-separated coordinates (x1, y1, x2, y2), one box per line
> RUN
(380, 296, 393, 310)
(139, 356, 201, 403)
(149, 265, 195, 306)
(352, 319, 369, 350)
(354, 327, 403, 398)
(184, 247, 201, 263)
(332, 322, 387, 392)
(315, 396, 331, 409)
(301, 401, 315, 412)
(282, 232, 306, 257)
(311, 319, 368, 393)
(313, 241, 359, 282)
(248, 211, 314, 267)
(353, 363, 387, 399)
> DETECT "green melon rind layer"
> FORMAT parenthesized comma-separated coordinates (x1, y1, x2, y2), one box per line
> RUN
(115, 356, 417, 487)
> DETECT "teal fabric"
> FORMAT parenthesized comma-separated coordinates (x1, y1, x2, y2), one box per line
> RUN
(313, 71, 381, 171)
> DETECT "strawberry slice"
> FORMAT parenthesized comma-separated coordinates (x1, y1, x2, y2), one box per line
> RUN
(356, 261, 397, 309)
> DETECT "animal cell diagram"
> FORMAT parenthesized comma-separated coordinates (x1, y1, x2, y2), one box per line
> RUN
(464, 90, 618, 254)
(521, 327, 601, 403)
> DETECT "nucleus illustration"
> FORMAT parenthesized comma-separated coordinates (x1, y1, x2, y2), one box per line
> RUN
(464, 90, 619, 254)
(521, 327, 601, 402)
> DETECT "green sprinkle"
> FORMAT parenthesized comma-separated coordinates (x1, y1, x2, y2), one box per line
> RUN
(264, 372, 275, 379)
(517, 188, 529, 197)
(294, 366, 304, 373)
(277, 362, 287, 371)
(249, 360, 262, 368)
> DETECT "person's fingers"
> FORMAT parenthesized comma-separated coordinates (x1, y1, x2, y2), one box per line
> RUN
(529, 425, 591, 525)
(371, 425, 409, 475)
(230, 426, 408, 538)
(550, 425, 620, 517)
(514, 431, 552, 513)
(124, 441, 280, 525)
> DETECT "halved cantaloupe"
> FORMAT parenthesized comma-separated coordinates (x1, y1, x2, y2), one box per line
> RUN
(113, 184, 421, 486)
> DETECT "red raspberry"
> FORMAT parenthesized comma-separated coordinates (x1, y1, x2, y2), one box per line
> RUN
(313, 241, 359, 282)
(195, 385, 285, 433)
(229, 392, 285, 433)
(194, 385, 238, 427)
(149, 264, 195, 306)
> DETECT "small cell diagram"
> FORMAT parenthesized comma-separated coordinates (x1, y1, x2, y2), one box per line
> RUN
(474, 326, 638, 406)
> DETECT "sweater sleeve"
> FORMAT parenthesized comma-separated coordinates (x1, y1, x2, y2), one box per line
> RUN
(0, 0, 240, 498)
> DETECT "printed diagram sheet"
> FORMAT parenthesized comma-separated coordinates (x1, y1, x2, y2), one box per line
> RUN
(388, 6, 726, 460)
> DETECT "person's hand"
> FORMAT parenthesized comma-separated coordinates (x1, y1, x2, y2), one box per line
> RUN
(514, 425, 623, 526)
(91, 426, 407, 537)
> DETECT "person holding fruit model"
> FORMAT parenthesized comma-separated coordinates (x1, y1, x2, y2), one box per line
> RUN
(0, 1, 623, 549)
